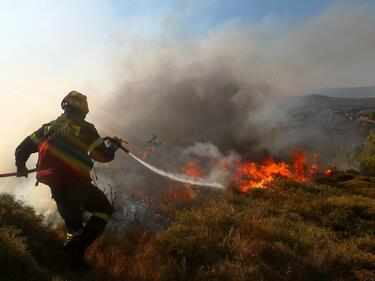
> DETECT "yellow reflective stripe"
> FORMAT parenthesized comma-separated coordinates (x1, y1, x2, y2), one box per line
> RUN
(71, 125, 81, 136)
(66, 228, 83, 241)
(30, 133, 41, 146)
(88, 137, 103, 153)
(43, 125, 51, 135)
(92, 212, 111, 222)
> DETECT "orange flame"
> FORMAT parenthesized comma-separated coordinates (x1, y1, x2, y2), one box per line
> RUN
(323, 169, 333, 175)
(164, 184, 198, 204)
(309, 153, 319, 175)
(232, 151, 318, 193)
(175, 151, 333, 196)
(163, 158, 203, 204)
(181, 158, 202, 178)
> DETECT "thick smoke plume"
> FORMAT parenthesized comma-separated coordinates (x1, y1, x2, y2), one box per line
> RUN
(2, 2, 375, 219)
(102, 1, 375, 199)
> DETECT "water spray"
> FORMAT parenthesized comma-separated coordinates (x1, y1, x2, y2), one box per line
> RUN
(128, 152, 224, 188)
(105, 137, 224, 189)
(0, 137, 225, 189)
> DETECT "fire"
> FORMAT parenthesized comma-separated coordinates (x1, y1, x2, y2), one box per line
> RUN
(324, 169, 333, 175)
(309, 153, 319, 175)
(163, 158, 203, 204)
(165, 184, 198, 204)
(181, 158, 202, 178)
(176, 150, 334, 194)
(293, 151, 308, 181)
(233, 151, 317, 193)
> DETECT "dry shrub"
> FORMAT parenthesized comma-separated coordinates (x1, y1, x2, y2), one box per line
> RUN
(129, 178, 375, 281)
(0, 226, 45, 281)
(1, 174, 374, 281)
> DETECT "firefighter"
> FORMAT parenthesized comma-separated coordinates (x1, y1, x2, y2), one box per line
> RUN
(15, 91, 121, 270)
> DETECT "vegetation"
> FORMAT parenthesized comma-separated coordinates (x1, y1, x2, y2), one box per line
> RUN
(361, 133, 375, 175)
(0, 172, 374, 281)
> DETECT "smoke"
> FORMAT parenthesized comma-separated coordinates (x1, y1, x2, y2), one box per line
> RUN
(2, 1, 375, 218)
(106, 0, 375, 194)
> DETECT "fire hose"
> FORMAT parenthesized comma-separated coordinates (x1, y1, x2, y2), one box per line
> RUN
(0, 168, 37, 178)
(0, 137, 224, 188)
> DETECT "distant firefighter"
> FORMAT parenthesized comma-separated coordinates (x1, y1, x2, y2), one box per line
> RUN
(15, 91, 122, 270)
(147, 133, 162, 147)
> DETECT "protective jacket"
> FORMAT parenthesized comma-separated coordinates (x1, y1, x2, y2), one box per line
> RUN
(15, 113, 115, 185)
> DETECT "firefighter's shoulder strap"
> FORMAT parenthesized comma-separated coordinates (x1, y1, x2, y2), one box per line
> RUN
(29, 115, 79, 147)
(29, 122, 53, 147)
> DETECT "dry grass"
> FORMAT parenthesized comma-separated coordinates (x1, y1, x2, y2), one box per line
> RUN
(0, 172, 374, 281)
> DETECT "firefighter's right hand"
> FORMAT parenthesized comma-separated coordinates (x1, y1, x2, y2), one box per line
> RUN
(16, 165, 28, 178)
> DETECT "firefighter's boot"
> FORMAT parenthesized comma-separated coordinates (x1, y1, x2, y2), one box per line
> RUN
(63, 240, 91, 270)
(63, 214, 110, 270)
(78, 215, 109, 249)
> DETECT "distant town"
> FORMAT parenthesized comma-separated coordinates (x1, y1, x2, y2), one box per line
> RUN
(290, 87, 375, 134)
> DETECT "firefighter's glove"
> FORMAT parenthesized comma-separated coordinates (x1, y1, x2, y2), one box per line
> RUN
(109, 137, 122, 152)
(16, 165, 28, 178)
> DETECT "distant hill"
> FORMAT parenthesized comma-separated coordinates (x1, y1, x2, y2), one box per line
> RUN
(293, 94, 375, 117)
(287, 94, 375, 133)
(315, 87, 375, 98)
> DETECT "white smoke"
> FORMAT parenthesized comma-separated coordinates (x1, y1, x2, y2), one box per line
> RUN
(2, 1, 375, 214)
(104, 1, 375, 198)
(110, 1, 375, 149)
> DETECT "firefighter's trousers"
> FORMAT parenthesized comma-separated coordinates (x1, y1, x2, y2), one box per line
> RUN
(49, 179, 113, 250)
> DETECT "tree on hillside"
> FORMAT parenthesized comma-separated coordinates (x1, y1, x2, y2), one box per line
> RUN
(360, 132, 375, 175)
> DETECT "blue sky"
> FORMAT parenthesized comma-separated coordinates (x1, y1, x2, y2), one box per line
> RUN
(109, 0, 335, 37)
(112, 0, 333, 22)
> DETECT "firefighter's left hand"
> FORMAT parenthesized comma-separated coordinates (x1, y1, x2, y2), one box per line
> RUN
(109, 136, 122, 152)
(16, 165, 29, 178)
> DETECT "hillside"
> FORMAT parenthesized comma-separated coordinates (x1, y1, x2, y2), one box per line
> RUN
(316, 87, 375, 99)
(291, 94, 375, 125)
(0, 171, 374, 281)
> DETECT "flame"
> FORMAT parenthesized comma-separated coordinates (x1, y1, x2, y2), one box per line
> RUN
(293, 151, 308, 182)
(181, 158, 202, 178)
(170, 151, 335, 198)
(164, 184, 198, 204)
(309, 153, 319, 175)
(323, 169, 333, 175)
(232, 151, 318, 193)
(162, 159, 203, 204)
